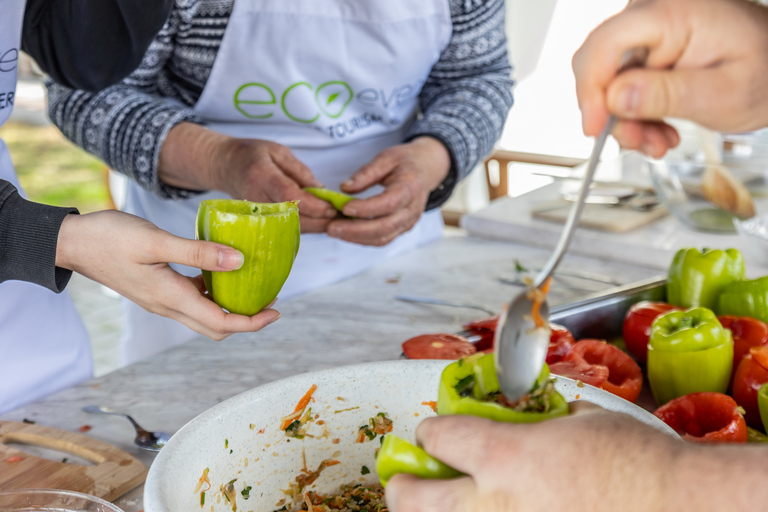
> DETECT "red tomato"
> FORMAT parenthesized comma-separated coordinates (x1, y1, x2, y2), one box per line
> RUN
(731, 346, 768, 428)
(622, 301, 682, 365)
(463, 315, 499, 332)
(402, 334, 477, 360)
(654, 392, 748, 443)
(549, 357, 610, 388)
(546, 324, 575, 364)
(565, 339, 643, 402)
(718, 315, 768, 385)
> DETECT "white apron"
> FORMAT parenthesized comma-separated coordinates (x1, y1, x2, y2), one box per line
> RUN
(121, 0, 452, 364)
(0, 0, 92, 414)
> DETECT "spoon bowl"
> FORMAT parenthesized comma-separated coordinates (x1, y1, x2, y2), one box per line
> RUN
(82, 405, 172, 451)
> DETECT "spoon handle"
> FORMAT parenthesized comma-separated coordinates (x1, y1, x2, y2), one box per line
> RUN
(534, 118, 615, 288)
(534, 48, 648, 288)
(83, 405, 142, 431)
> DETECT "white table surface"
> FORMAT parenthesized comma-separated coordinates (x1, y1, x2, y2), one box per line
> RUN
(0, 234, 662, 511)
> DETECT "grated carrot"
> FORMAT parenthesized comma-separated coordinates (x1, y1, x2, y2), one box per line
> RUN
(421, 401, 437, 413)
(530, 277, 552, 329)
(280, 384, 318, 430)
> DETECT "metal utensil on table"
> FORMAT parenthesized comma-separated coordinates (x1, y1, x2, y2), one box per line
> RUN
(395, 294, 496, 316)
(82, 405, 171, 451)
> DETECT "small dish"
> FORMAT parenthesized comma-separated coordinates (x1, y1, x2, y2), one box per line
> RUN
(0, 489, 123, 512)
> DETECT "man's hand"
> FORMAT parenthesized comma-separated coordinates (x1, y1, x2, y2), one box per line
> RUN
(385, 403, 680, 512)
(56, 210, 281, 340)
(159, 123, 337, 233)
(573, 0, 768, 157)
(328, 136, 451, 247)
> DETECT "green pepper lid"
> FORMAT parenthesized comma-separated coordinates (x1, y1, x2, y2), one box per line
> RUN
(304, 187, 355, 211)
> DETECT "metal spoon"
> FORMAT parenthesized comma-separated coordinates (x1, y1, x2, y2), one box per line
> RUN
(495, 118, 618, 402)
(82, 405, 171, 451)
(495, 48, 648, 403)
(395, 294, 496, 316)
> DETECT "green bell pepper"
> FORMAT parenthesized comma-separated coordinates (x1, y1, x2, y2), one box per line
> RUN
(717, 276, 768, 324)
(196, 199, 300, 316)
(666, 248, 744, 310)
(437, 354, 569, 422)
(375, 435, 464, 487)
(758, 382, 768, 434)
(304, 187, 355, 212)
(647, 307, 733, 405)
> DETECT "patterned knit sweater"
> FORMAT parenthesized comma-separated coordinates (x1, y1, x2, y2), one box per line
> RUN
(47, 0, 514, 209)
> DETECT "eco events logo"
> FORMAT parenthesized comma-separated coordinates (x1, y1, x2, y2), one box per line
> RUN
(233, 79, 421, 124)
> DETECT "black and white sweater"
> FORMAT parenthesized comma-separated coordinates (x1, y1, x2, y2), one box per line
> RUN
(47, 0, 514, 209)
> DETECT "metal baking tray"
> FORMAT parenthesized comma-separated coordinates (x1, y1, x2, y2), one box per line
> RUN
(551, 276, 666, 340)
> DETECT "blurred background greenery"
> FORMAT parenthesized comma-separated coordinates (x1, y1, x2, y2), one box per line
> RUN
(0, 121, 112, 214)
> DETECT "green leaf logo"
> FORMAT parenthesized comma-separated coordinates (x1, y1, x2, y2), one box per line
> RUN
(316, 81, 353, 119)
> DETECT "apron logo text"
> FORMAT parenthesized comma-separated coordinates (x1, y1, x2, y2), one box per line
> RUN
(233, 79, 422, 129)
(0, 49, 18, 73)
(0, 91, 14, 110)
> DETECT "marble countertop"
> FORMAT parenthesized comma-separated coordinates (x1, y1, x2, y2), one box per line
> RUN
(0, 234, 661, 511)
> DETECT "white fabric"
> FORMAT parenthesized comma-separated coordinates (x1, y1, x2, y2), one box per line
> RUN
(0, 0, 92, 414)
(121, 0, 451, 365)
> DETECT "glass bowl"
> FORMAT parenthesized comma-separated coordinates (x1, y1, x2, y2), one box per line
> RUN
(735, 213, 768, 263)
(645, 158, 758, 233)
(0, 489, 123, 512)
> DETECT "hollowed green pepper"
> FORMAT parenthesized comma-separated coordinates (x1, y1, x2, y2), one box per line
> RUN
(666, 248, 744, 310)
(648, 307, 733, 405)
(375, 435, 464, 487)
(717, 276, 768, 324)
(196, 199, 300, 315)
(437, 354, 569, 423)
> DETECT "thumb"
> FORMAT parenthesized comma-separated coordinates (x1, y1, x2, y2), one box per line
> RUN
(162, 237, 245, 272)
(606, 67, 725, 125)
(342, 151, 396, 193)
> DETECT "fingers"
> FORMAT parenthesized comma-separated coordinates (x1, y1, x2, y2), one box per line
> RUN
(342, 181, 413, 219)
(168, 277, 282, 340)
(612, 119, 680, 157)
(272, 146, 323, 188)
(342, 151, 396, 193)
(265, 171, 337, 218)
(385, 474, 476, 512)
(572, 2, 683, 135)
(153, 235, 245, 272)
(415, 416, 507, 476)
(300, 216, 333, 234)
(328, 207, 417, 246)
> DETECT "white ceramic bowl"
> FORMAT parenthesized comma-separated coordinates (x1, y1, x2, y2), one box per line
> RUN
(144, 361, 677, 512)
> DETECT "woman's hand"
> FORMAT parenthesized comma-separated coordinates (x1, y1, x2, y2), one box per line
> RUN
(328, 136, 451, 247)
(159, 123, 338, 233)
(572, 0, 768, 157)
(56, 210, 280, 340)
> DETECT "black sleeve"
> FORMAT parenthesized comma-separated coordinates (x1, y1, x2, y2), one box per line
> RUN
(0, 180, 78, 292)
(21, 0, 173, 92)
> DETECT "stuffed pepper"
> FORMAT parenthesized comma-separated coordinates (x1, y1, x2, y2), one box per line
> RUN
(653, 392, 747, 443)
(717, 276, 768, 324)
(647, 307, 733, 405)
(437, 353, 569, 423)
(732, 346, 768, 429)
(666, 248, 744, 310)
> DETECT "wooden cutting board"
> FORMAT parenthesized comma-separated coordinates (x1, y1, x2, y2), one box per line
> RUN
(0, 421, 147, 502)
(532, 199, 668, 233)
